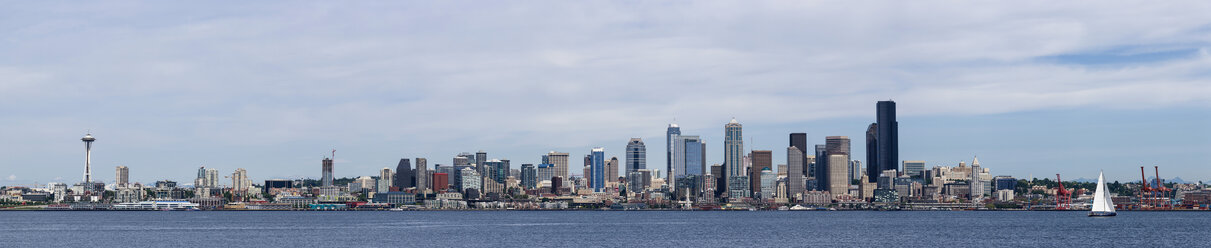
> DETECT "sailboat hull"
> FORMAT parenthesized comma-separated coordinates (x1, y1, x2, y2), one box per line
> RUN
(1088, 211, 1116, 217)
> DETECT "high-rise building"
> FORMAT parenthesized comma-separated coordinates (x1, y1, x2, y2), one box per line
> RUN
(828, 154, 850, 196)
(537, 164, 554, 183)
(814, 145, 827, 190)
(850, 160, 862, 181)
(591, 147, 605, 191)
(454, 153, 472, 166)
(786, 147, 805, 197)
(545, 151, 569, 180)
(749, 150, 772, 194)
(673, 135, 705, 178)
(970, 156, 983, 200)
(790, 133, 808, 182)
(232, 168, 250, 192)
(606, 157, 619, 184)
(322, 157, 334, 187)
(486, 160, 507, 184)
(521, 164, 537, 189)
(456, 167, 481, 192)
(865, 123, 878, 183)
(205, 168, 219, 188)
(394, 158, 413, 189)
(875, 101, 899, 180)
(583, 154, 592, 186)
(666, 123, 681, 181)
(416, 158, 428, 193)
(378, 168, 393, 193)
(724, 118, 746, 197)
(475, 151, 487, 176)
(115, 165, 128, 188)
(903, 160, 926, 178)
(626, 138, 646, 174)
(82, 133, 95, 183)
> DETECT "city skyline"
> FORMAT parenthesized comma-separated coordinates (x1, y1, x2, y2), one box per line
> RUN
(2, 2, 1210, 186)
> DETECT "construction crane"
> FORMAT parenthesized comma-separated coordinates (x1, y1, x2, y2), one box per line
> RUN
(1055, 174, 1072, 210)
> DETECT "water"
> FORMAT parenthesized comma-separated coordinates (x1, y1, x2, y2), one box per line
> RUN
(2, 211, 1208, 247)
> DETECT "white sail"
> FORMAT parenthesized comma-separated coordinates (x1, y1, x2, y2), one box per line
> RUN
(1091, 171, 1115, 213)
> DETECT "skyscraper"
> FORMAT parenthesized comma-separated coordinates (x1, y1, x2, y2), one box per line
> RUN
(545, 151, 570, 180)
(591, 147, 605, 191)
(790, 133, 808, 182)
(814, 144, 827, 190)
(625, 138, 646, 174)
(606, 157, 619, 184)
(454, 153, 472, 166)
(865, 123, 879, 183)
(81, 133, 95, 183)
(232, 168, 249, 192)
(786, 147, 805, 196)
(416, 158, 428, 193)
(379, 168, 393, 193)
(683, 136, 705, 176)
(903, 160, 926, 178)
(322, 157, 334, 187)
(749, 150, 772, 194)
(876, 101, 899, 179)
(666, 123, 681, 180)
(394, 158, 413, 189)
(724, 118, 747, 198)
(970, 156, 983, 200)
(485, 160, 507, 184)
(475, 150, 487, 176)
(115, 165, 128, 188)
(521, 164, 536, 189)
(828, 154, 849, 196)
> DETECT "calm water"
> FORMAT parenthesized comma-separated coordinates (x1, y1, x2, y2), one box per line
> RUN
(2, 211, 1208, 247)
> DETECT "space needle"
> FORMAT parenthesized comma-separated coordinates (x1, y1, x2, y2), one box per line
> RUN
(82, 132, 96, 183)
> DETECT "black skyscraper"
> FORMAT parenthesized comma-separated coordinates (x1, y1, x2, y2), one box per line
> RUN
(790, 133, 808, 178)
(876, 101, 899, 178)
(814, 144, 827, 191)
(395, 158, 414, 189)
(866, 123, 879, 183)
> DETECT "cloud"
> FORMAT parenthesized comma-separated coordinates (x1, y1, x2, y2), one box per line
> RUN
(0, 1, 1208, 182)
(7, 175, 14, 181)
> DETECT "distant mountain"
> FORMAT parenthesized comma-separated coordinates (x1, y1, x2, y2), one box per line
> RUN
(1071, 178, 1097, 183)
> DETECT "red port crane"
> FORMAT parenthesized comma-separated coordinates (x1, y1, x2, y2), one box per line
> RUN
(1139, 166, 1155, 209)
(1154, 166, 1171, 209)
(1055, 174, 1072, 210)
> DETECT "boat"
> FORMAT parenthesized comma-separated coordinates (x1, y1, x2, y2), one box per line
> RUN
(1089, 171, 1117, 217)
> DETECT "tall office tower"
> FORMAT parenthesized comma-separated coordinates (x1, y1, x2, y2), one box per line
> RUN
(606, 157, 619, 183)
(824, 136, 850, 192)
(583, 154, 592, 184)
(415, 158, 428, 192)
(205, 169, 219, 188)
(723, 118, 745, 197)
(322, 157, 335, 187)
(710, 164, 724, 198)
(865, 123, 879, 183)
(485, 160, 507, 184)
(379, 168, 394, 192)
(521, 164, 536, 189)
(537, 164, 554, 183)
(876, 101, 899, 179)
(790, 133, 808, 182)
(115, 165, 128, 188)
(749, 150, 772, 194)
(591, 147, 605, 191)
(786, 147, 805, 196)
(814, 145, 827, 190)
(672, 135, 702, 178)
(394, 158, 413, 189)
(626, 138, 646, 174)
(545, 151, 570, 180)
(232, 168, 249, 192)
(902, 160, 925, 178)
(475, 150, 487, 176)
(196, 166, 207, 187)
(454, 153, 472, 166)
(81, 133, 95, 183)
(828, 154, 850, 196)
(970, 157, 982, 200)
(666, 123, 681, 181)
(850, 160, 862, 181)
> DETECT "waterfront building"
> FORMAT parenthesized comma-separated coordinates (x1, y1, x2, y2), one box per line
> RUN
(903, 160, 926, 178)
(724, 118, 745, 198)
(416, 158, 428, 193)
(322, 157, 334, 187)
(372, 191, 417, 205)
(591, 147, 605, 191)
(786, 147, 806, 197)
(750, 150, 772, 194)
(828, 154, 850, 196)
(545, 151, 570, 181)
(112, 201, 200, 210)
(115, 165, 128, 188)
(626, 138, 646, 174)
(521, 164, 537, 189)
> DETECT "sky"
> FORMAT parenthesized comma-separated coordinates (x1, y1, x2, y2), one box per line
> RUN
(1, 1, 1209, 187)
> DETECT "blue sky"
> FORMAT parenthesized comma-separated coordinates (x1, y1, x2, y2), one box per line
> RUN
(1, 1, 1209, 186)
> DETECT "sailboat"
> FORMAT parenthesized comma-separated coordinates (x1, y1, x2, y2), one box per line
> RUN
(1089, 171, 1116, 217)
